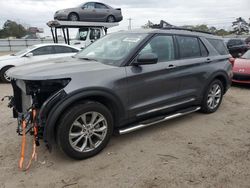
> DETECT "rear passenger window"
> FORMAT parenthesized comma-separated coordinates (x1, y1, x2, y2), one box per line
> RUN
(139, 35, 175, 62)
(54, 46, 78, 53)
(207, 38, 228, 55)
(199, 40, 208, 57)
(176, 36, 201, 58)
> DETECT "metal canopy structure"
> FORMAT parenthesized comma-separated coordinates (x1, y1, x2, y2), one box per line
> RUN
(47, 20, 119, 45)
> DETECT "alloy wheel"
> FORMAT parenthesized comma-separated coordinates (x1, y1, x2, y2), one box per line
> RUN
(207, 83, 222, 110)
(3, 72, 11, 82)
(69, 111, 108, 152)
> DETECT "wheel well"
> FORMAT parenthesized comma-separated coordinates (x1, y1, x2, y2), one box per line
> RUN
(0, 65, 14, 72)
(107, 15, 115, 21)
(53, 95, 120, 142)
(214, 75, 227, 94)
(68, 12, 79, 18)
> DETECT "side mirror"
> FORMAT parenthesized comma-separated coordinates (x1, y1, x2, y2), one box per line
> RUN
(134, 53, 158, 65)
(25, 52, 33, 57)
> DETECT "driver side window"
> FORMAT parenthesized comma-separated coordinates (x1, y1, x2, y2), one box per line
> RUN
(32, 46, 54, 56)
(83, 2, 95, 9)
(139, 35, 175, 62)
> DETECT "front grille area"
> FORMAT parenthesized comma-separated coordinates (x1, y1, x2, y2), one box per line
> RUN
(233, 73, 250, 81)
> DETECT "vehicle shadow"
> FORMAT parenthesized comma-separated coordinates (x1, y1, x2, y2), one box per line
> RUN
(232, 83, 250, 89)
(45, 112, 203, 163)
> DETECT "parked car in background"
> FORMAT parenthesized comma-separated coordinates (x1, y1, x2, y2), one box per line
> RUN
(54, 2, 123, 22)
(7, 28, 232, 160)
(0, 44, 80, 82)
(224, 38, 248, 58)
(245, 37, 250, 49)
(232, 50, 250, 84)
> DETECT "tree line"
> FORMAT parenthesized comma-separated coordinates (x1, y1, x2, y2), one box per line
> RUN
(142, 17, 250, 36)
(0, 20, 27, 39)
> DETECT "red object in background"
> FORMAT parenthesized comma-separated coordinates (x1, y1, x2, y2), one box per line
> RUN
(232, 50, 250, 84)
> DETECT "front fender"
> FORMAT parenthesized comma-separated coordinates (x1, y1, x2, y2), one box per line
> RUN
(43, 88, 126, 150)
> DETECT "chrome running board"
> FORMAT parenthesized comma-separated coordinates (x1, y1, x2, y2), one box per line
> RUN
(119, 106, 201, 135)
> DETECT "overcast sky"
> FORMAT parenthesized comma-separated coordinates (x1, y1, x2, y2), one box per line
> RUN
(0, 0, 249, 36)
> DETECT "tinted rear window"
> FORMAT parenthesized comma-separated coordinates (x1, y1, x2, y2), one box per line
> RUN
(227, 39, 244, 46)
(55, 46, 78, 53)
(207, 38, 228, 55)
(176, 36, 207, 58)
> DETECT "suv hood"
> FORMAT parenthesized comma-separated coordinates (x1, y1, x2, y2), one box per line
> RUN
(7, 57, 117, 80)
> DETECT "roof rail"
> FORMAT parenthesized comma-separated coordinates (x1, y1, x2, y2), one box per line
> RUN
(148, 20, 213, 35)
(159, 26, 213, 35)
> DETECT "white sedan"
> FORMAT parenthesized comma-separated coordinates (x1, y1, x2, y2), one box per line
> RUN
(0, 43, 80, 82)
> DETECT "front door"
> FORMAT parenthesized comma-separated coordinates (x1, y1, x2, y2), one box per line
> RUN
(126, 35, 182, 118)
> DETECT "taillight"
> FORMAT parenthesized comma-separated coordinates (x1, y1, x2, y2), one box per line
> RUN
(229, 57, 235, 67)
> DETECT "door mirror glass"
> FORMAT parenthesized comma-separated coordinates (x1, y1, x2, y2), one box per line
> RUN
(25, 52, 33, 57)
(135, 53, 158, 65)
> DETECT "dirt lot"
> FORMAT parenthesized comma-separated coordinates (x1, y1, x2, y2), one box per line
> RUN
(0, 52, 12, 56)
(0, 83, 250, 188)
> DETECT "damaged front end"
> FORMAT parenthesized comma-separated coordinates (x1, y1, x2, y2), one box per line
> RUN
(9, 78, 70, 147)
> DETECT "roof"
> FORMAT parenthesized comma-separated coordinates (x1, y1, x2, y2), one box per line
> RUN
(47, 20, 119, 29)
(32, 43, 80, 49)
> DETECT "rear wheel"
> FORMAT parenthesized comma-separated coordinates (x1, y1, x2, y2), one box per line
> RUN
(107, 15, 115, 22)
(57, 101, 113, 159)
(0, 66, 13, 83)
(201, 79, 224, 113)
(68, 13, 79, 21)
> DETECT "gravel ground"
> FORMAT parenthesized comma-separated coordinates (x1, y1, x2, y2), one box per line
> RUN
(0, 83, 250, 188)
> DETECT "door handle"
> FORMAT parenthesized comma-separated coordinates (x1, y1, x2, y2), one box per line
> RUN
(206, 58, 212, 63)
(167, 64, 176, 69)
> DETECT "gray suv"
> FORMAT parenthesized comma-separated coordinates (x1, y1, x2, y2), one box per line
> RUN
(8, 28, 232, 159)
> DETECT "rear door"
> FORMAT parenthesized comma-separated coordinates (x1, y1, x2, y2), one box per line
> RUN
(126, 34, 183, 118)
(174, 35, 210, 101)
(79, 2, 95, 21)
(94, 3, 110, 20)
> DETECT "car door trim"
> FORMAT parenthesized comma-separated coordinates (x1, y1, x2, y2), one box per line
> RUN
(137, 97, 195, 117)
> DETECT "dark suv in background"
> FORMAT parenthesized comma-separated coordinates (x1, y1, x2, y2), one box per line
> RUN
(224, 38, 248, 58)
(8, 28, 232, 159)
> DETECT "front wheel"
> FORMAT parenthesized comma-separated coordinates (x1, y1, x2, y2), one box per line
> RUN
(0, 66, 13, 83)
(201, 79, 224, 113)
(68, 13, 79, 21)
(57, 101, 113, 159)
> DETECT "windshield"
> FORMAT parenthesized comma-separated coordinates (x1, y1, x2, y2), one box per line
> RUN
(75, 33, 148, 66)
(13, 46, 36, 56)
(241, 50, 250, 59)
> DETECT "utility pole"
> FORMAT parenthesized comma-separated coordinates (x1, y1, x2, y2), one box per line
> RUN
(128, 18, 132, 30)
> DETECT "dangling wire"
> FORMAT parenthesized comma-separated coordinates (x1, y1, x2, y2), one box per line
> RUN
(18, 109, 38, 171)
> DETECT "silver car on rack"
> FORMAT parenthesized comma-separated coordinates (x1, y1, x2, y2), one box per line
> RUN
(54, 2, 123, 22)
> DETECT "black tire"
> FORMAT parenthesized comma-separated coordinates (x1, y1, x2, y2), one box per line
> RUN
(107, 15, 115, 22)
(68, 13, 79, 21)
(0, 66, 13, 83)
(57, 101, 113, 160)
(200, 79, 224, 113)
